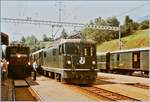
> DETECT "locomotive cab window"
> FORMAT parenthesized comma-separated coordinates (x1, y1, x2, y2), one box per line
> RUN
(65, 43, 79, 55)
(84, 47, 90, 56)
(91, 46, 95, 56)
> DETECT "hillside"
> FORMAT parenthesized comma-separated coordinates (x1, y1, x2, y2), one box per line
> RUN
(97, 29, 149, 52)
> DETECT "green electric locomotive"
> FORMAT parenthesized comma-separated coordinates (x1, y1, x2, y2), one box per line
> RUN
(31, 39, 98, 84)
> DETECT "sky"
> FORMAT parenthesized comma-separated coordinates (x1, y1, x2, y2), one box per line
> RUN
(1, 1, 150, 42)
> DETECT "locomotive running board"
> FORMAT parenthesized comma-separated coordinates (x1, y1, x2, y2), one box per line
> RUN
(42, 66, 98, 72)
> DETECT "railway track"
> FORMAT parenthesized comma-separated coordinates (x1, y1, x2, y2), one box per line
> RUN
(80, 86, 140, 101)
(8, 79, 37, 101)
(96, 76, 149, 90)
(127, 83, 149, 90)
(8, 79, 15, 101)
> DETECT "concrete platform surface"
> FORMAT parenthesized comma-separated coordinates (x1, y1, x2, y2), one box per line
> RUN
(1, 79, 10, 101)
(94, 84, 149, 101)
(98, 72, 149, 86)
(27, 76, 98, 102)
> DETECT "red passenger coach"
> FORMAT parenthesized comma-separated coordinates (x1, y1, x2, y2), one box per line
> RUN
(6, 45, 31, 79)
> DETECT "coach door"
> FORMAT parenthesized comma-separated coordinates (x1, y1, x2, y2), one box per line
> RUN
(106, 52, 110, 71)
(132, 52, 140, 68)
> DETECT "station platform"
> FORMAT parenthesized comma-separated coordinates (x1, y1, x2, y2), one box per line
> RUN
(26, 76, 98, 102)
(97, 72, 149, 86)
(1, 79, 10, 101)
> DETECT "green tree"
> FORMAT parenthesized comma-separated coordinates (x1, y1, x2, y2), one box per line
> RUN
(138, 20, 149, 30)
(123, 15, 138, 35)
(94, 17, 106, 25)
(124, 16, 132, 26)
(106, 16, 120, 26)
(24, 35, 39, 52)
(26, 35, 38, 44)
(43, 34, 49, 41)
(82, 16, 120, 43)
(21, 36, 26, 43)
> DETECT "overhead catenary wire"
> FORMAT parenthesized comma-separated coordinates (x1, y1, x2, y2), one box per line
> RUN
(1, 1, 149, 39)
(116, 3, 149, 17)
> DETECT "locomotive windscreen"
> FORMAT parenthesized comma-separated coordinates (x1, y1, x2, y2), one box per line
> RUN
(64, 43, 96, 56)
(9, 47, 29, 54)
(6, 46, 30, 65)
(65, 43, 79, 54)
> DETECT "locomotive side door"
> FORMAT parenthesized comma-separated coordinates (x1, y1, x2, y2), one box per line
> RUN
(132, 52, 140, 68)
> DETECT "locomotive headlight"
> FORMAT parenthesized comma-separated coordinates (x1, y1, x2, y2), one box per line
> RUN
(28, 62, 31, 65)
(92, 61, 96, 65)
(17, 54, 21, 58)
(7, 61, 9, 65)
(67, 60, 71, 64)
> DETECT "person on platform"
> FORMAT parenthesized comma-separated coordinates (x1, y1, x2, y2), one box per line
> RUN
(1, 59, 3, 80)
(2, 59, 8, 85)
(32, 61, 38, 80)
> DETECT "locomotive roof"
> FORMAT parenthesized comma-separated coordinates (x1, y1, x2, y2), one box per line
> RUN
(1, 32, 8, 37)
(97, 47, 149, 55)
(46, 38, 96, 48)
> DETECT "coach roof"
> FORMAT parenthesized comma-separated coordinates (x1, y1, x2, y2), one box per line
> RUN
(111, 47, 149, 54)
(59, 38, 96, 44)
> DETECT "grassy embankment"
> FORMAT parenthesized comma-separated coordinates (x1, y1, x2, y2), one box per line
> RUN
(97, 29, 149, 52)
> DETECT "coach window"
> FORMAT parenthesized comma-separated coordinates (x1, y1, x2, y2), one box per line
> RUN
(44, 52, 46, 57)
(134, 54, 137, 62)
(117, 54, 120, 61)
